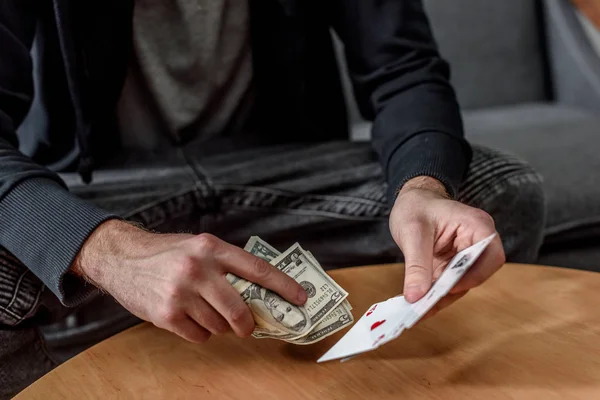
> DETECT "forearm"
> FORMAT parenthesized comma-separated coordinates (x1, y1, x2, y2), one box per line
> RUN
(70, 219, 152, 288)
(328, 0, 471, 203)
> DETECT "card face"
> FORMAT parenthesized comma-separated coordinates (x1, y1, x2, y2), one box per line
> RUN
(317, 234, 496, 363)
(317, 296, 412, 363)
(316, 309, 380, 363)
(402, 233, 496, 328)
(366, 297, 411, 347)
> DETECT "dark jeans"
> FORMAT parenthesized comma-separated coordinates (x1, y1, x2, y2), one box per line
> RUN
(0, 141, 545, 398)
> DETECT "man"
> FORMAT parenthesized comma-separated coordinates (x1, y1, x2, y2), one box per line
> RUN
(0, 0, 545, 396)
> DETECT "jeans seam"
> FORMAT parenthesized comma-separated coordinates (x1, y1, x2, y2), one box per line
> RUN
(0, 279, 44, 326)
(122, 184, 203, 219)
(225, 203, 388, 221)
(5, 269, 28, 312)
(465, 173, 543, 209)
(35, 326, 60, 367)
(218, 185, 389, 221)
(216, 184, 388, 207)
(0, 304, 22, 322)
(182, 148, 216, 200)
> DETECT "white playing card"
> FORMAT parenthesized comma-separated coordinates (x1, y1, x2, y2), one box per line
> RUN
(402, 233, 497, 328)
(316, 307, 381, 363)
(366, 296, 411, 347)
(317, 296, 412, 363)
(317, 234, 497, 363)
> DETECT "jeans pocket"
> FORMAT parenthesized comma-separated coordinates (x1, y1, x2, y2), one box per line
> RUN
(0, 248, 44, 327)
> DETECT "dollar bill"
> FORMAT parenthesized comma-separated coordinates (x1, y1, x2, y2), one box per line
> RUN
(227, 276, 313, 340)
(229, 241, 350, 340)
(242, 237, 354, 342)
(271, 244, 348, 328)
(286, 301, 354, 345)
(304, 250, 352, 312)
(243, 236, 280, 262)
(245, 237, 352, 312)
(229, 237, 303, 339)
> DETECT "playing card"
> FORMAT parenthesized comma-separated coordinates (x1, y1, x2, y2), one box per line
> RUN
(402, 233, 497, 328)
(317, 296, 412, 363)
(317, 234, 497, 363)
(315, 307, 381, 363)
(367, 296, 412, 346)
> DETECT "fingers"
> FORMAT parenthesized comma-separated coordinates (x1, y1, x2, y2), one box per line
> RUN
(186, 296, 230, 335)
(202, 279, 256, 338)
(165, 316, 212, 344)
(451, 233, 505, 294)
(395, 221, 435, 303)
(219, 246, 307, 306)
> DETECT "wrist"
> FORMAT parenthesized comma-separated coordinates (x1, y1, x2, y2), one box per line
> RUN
(398, 176, 450, 199)
(71, 219, 147, 285)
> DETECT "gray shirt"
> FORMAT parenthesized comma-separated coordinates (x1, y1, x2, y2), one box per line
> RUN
(116, 0, 254, 151)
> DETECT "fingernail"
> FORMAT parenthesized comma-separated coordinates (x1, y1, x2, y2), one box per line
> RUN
(298, 290, 307, 304)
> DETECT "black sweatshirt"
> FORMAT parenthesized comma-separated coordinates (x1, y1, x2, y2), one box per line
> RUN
(0, 0, 471, 306)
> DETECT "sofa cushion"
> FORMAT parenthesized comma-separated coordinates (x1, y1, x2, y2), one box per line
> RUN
(421, 0, 548, 109)
(464, 102, 600, 246)
(332, 0, 548, 121)
(350, 102, 600, 246)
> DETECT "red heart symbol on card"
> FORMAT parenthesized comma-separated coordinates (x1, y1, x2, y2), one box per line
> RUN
(366, 304, 378, 316)
(370, 320, 386, 331)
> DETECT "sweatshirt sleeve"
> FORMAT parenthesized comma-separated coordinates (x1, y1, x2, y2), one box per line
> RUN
(328, 0, 472, 203)
(0, 1, 119, 306)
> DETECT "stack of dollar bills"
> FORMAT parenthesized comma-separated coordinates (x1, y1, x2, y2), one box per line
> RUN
(226, 237, 354, 345)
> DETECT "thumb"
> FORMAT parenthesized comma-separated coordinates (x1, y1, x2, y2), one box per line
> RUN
(395, 221, 435, 303)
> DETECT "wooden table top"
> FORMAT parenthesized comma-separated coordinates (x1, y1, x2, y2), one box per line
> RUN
(16, 263, 600, 399)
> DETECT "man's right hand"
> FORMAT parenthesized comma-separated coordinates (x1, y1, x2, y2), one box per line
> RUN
(71, 220, 307, 343)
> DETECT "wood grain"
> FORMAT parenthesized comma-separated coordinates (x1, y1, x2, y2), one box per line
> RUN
(16, 263, 600, 399)
(572, 0, 600, 30)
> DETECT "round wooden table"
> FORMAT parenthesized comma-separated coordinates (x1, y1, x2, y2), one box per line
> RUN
(16, 263, 600, 399)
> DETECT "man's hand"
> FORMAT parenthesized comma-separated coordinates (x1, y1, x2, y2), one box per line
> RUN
(71, 220, 307, 343)
(390, 176, 506, 319)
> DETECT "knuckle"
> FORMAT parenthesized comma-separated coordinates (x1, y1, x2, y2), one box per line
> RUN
(405, 264, 429, 276)
(212, 319, 229, 334)
(228, 304, 253, 336)
(164, 283, 183, 304)
(158, 306, 182, 326)
(471, 208, 495, 228)
(176, 255, 198, 278)
(200, 312, 228, 334)
(252, 258, 272, 279)
(194, 233, 219, 256)
(229, 304, 248, 323)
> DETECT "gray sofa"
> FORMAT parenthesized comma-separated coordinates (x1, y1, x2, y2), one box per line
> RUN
(337, 0, 600, 272)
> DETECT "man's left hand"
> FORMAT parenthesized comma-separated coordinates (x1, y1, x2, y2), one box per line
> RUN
(389, 176, 506, 319)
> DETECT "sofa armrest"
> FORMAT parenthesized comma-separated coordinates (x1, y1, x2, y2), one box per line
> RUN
(543, 0, 600, 112)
